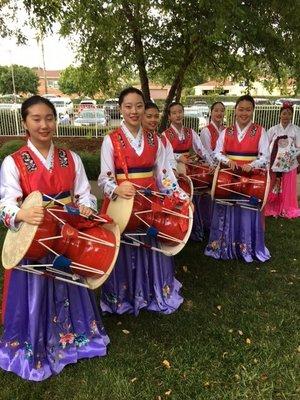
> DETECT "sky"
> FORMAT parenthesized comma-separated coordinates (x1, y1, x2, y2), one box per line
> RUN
(0, 3, 75, 71)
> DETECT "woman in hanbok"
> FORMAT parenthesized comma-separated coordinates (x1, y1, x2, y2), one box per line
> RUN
(205, 95, 270, 262)
(163, 102, 213, 241)
(98, 88, 187, 316)
(264, 102, 300, 218)
(0, 95, 109, 381)
(199, 102, 225, 231)
(142, 101, 177, 171)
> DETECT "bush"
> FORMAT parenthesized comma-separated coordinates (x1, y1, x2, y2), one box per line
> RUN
(0, 139, 25, 159)
(78, 151, 100, 180)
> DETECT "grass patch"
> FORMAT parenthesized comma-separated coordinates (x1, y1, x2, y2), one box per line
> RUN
(0, 217, 299, 400)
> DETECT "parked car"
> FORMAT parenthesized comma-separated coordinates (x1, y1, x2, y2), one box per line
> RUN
(74, 109, 108, 127)
(103, 98, 120, 119)
(0, 103, 21, 111)
(78, 99, 97, 113)
(254, 98, 271, 105)
(275, 98, 300, 106)
(42, 94, 58, 100)
(184, 107, 208, 132)
(50, 97, 74, 116)
(191, 101, 209, 118)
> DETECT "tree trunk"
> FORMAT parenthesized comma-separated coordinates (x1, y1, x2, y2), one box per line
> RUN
(158, 64, 189, 132)
(121, 1, 151, 101)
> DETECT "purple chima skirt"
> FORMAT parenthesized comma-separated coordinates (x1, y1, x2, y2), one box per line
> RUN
(190, 193, 213, 241)
(205, 202, 270, 262)
(100, 236, 183, 316)
(0, 258, 109, 381)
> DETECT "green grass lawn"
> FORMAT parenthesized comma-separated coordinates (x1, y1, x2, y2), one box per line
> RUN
(0, 218, 299, 400)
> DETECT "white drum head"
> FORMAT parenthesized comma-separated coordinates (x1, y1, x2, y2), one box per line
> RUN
(2, 191, 43, 270)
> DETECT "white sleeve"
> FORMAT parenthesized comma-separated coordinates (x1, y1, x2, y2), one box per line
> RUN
(294, 125, 300, 148)
(213, 130, 229, 164)
(71, 151, 94, 208)
(0, 156, 23, 230)
(200, 127, 212, 153)
(154, 140, 188, 200)
(97, 135, 118, 198)
(164, 137, 177, 170)
(249, 129, 269, 169)
(191, 129, 213, 165)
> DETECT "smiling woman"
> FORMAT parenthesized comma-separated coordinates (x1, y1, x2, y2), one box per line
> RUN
(0, 95, 109, 381)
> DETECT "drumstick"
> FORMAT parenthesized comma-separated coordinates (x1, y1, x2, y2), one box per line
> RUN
(14, 266, 89, 288)
(43, 194, 108, 222)
(122, 235, 172, 256)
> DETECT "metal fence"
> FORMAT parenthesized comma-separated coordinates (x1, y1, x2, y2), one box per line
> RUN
(0, 104, 299, 137)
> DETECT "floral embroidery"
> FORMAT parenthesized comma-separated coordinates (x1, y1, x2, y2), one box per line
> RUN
(249, 124, 258, 137)
(166, 128, 176, 142)
(146, 131, 155, 147)
(90, 320, 98, 335)
(64, 299, 70, 308)
(21, 151, 37, 172)
(226, 126, 234, 136)
(0, 205, 18, 229)
(59, 332, 75, 348)
(163, 285, 171, 297)
(209, 240, 220, 251)
(10, 340, 20, 348)
(58, 149, 69, 167)
(24, 342, 33, 359)
(118, 133, 126, 148)
(74, 334, 89, 348)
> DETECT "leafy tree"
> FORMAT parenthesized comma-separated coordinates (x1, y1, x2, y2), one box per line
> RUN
(0, 65, 39, 94)
(0, 0, 26, 43)
(22, 0, 300, 129)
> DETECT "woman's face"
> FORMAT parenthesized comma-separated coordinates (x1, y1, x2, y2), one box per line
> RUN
(23, 103, 56, 146)
(169, 104, 184, 126)
(211, 104, 225, 125)
(280, 108, 293, 126)
(142, 107, 160, 132)
(120, 92, 145, 130)
(235, 100, 254, 128)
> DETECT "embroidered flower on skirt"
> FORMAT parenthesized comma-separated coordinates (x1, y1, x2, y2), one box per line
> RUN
(74, 334, 90, 348)
(59, 332, 75, 348)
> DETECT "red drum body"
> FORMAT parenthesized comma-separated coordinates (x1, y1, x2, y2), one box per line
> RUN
(25, 212, 58, 260)
(211, 165, 269, 210)
(142, 196, 191, 247)
(177, 174, 193, 199)
(185, 162, 213, 192)
(53, 223, 118, 279)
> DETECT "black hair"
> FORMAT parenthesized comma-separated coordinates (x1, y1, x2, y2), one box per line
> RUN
(168, 102, 184, 115)
(145, 101, 159, 112)
(235, 95, 255, 109)
(210, 101, 225, 112)
(21, 95, 57, 121)
(118, 87, 145, 106)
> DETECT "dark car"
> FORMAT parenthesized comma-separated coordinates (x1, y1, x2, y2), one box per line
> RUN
(103, 98, 120, 119)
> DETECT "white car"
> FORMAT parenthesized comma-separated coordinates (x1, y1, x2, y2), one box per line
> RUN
(50, 97, 74, 116)
(184, 106, 208, 131)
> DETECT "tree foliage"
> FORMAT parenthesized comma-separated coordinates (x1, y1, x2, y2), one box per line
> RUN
(0, 65, 39, 94)
(22, 0, 300, 129)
